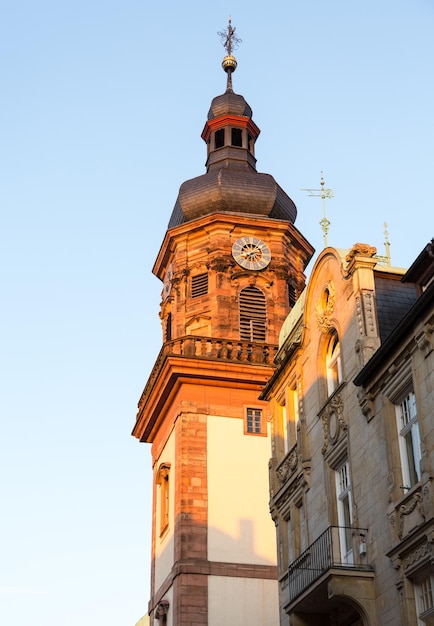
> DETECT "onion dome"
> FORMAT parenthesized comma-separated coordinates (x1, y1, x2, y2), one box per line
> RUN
(207, 91, 252, 120)
(167, 21, 298, 229)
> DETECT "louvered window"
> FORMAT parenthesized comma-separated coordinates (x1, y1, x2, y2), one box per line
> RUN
(288, 282, 297, 308)
(239, 286, 267, 341)
(165, 312, 172, 341)
(191, 273, 208, 298)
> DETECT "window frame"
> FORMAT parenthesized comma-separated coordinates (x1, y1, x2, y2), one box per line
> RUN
(239, 285, 267, 342)
(395, 389, 421, 491)
(325, 330, 342, 396)
(335, 459, 354, 565)
(214, 128, 225, 149)
(191, 272, 209, 298)
(416, 573, 434, 625)
(244, 406, 266, 436)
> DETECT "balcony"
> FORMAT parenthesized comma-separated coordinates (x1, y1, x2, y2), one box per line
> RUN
(137, 335, 278, 411)
(285, 526, 374, 613)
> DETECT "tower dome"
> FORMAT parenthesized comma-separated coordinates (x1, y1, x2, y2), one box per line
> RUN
(167, 22, 298, 229)
(207, 91, 252, 120)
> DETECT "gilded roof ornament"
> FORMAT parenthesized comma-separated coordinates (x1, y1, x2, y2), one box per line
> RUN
(218, 17, 242, 91)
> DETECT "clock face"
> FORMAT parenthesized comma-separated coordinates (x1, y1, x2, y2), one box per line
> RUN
(232, 236, 271, 271)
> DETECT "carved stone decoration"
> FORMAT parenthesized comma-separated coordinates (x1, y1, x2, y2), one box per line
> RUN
(396, 492, 426, 540)
(316, 280, 336, 334)
(388, 471, 395, 503)
(345, 243, 377, 263)
(357, 387, 375, 422)
(422, 482, 433, 518)
(276, 449, 299, 484)
(415, 325, 433, 357)
(208, 254, 234, 273)
(155, 599, 169, 619)
(403, 542, 433, 573)
(321, 393, 346, 454)
(355, 295, 364, 337)
(389, 511, 397, 543)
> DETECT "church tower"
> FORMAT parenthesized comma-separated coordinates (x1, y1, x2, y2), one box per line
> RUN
(132, 21, 314, 626)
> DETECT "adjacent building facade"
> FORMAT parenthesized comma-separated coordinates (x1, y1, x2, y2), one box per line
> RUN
(262, 241, 434, 625)
(132, 28, 313, 626)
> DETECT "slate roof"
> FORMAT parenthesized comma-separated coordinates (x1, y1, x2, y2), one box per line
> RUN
(374, 275, 418, 342)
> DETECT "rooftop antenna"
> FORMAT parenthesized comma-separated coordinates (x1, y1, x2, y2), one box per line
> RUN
(375, 222, 392, 266)
(218, 16, 242, 91)
(301, 172, 334, 247)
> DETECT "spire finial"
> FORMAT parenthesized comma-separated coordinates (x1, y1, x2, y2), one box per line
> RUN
(218, 17, 242, 91)
(301, 172, 334, 247)
(375, 222, 392, 266)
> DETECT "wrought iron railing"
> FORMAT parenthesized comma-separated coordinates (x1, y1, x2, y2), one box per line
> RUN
(137, 336, 278, 412)
(287, 526, 371, 604)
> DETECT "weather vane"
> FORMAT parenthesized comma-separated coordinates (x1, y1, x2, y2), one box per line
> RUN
(218, 17, 242, 56)
(217, 17, 242, 90)
(301, 173, 334, 247)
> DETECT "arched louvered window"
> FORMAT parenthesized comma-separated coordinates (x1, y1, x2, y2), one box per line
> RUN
(239, 286, 267, 342)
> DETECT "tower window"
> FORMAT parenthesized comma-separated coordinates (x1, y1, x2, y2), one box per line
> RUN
(214, 129, 224, 149)
(191, 273, 208, 298)
(165, 312, 172, 342)
(239, 286, 267, 342)
(248, 132, 254, 153)
(288, 282, 297, 308)
(245, 408, 265, 435)
(231, 128, 243, 147)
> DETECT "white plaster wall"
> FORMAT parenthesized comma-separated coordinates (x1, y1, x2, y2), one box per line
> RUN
(207, 414, 277, 565)
(154, 428, 176, 591)
(208, 575, 279, 626)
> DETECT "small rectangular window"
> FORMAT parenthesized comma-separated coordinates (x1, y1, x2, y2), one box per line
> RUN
(191, 273, 208, 298)
(231, 128, 243, 147)
(215, 129, 224, 149)
(245, 408, 264, 435)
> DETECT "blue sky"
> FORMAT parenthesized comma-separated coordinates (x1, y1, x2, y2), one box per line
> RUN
(1, 1, 433, 625)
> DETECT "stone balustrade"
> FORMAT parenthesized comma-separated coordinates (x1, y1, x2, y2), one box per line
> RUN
(137, 335, 278, 412)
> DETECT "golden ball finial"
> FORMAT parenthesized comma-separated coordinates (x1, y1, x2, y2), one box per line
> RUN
(222, 55, 237, 74)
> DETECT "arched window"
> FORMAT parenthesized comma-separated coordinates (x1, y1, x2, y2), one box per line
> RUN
(156, 463, 171, 536)
(326, 330, 342, 395)
(239, 286, 267, 342)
